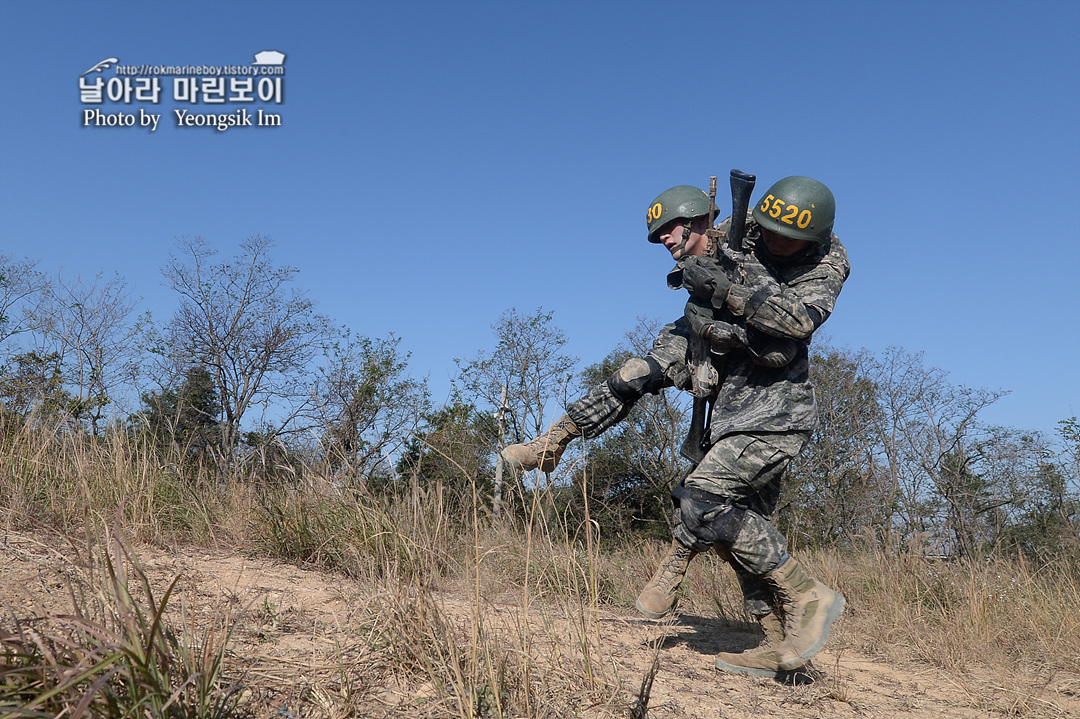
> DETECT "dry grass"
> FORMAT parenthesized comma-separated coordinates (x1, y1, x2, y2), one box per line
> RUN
(831, 548, 1080, 676)
(0, 522, 242, 718)
(2, 418, 1079, 717)
(0, 415, 250, 545)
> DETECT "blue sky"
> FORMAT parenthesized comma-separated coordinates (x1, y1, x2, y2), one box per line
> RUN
(1, 1, 1078, 437)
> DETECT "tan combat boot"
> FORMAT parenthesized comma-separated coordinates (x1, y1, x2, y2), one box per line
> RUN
(501, 414, 581, 472)
(635, 541, 698, 619)
(764, 557, 846, 671)
(714, 611, 787, 678)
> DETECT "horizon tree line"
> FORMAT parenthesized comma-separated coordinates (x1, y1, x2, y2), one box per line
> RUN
(2, 242, 1077, 560)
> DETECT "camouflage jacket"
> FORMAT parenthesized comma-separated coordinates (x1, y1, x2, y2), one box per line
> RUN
(700, 217, 850, 440)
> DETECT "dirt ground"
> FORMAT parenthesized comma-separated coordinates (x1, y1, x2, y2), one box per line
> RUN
(3, 530, 1078, 719)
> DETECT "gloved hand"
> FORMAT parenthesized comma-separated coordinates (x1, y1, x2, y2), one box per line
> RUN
(680, 256, 734, 309)
(705, 321, 748, 352)
(684, 299, 748, 353)
(666, 265, 684, 290)
(684, 297, 715, 338)
(742, 326, 797, 367)
(754, 339, 798, 367)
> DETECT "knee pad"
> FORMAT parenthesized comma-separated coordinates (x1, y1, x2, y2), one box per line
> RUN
(671, 483, 748, 552)
(606, 356, 665, 403)
(679, 496, 746, 547)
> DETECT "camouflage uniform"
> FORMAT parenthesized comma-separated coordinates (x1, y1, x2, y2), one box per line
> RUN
(566, 217, 849, 614)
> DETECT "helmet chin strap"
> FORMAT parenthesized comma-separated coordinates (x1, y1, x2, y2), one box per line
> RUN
(670, 220, 694, 259)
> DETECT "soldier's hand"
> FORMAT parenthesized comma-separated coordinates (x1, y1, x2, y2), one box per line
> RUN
(684, 298, 716, 338)
(681, 256, 733, 309)
(686, 298, 749, 350)
(705, 321, 749, 353)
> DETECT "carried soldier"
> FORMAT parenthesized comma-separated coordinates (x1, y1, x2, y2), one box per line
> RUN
(503, 172, 851, 677)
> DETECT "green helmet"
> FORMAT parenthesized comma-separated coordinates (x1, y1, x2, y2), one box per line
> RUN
(752, 176, 835, 243)
(646, 185, 713, 243)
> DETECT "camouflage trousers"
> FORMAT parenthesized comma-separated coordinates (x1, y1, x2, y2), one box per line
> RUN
(673, 431, 809, 615)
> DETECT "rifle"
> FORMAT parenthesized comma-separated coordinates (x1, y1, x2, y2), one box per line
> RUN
(679, 169, 756, 464)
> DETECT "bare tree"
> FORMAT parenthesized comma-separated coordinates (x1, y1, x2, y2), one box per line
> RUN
(784, 344, 887, 546)
(454, 307, 579, 446)
(1060, 418, 1080, 492)
(162, 236, 332, 452)
(0, 253, 47, 348)
(453, 307, 578, 517)
(27, 271, 146, 432)
(867, 347, 1004, 555)
(0, 351, 71, 419)
(309, 332, 429, 481)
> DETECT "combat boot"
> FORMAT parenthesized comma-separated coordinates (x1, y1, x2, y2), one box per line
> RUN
(755, 611, 785, 647)
(501, 415, 581, 472)
(764, 557, 846, 671)
(714, 612, 787, 678)
(635, 541, 697, 619)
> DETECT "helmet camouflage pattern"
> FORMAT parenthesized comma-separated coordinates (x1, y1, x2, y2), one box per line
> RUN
(752, 176, 835, 243)
(646, 185, 713, 243)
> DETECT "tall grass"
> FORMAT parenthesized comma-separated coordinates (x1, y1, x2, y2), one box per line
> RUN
(834, 548, 1080, 674)
(2, 417, 1079, 716)
(0, 414, 244, 544)
(254, 474, 455, 582)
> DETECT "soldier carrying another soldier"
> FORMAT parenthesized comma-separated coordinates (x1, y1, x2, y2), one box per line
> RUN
(503, 175, 850, 677)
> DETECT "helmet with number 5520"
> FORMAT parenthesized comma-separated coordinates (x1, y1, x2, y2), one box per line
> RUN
(752, 176, 835, 244)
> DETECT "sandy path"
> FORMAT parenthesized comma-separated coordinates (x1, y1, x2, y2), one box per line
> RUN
(3, 531, 1077, 718)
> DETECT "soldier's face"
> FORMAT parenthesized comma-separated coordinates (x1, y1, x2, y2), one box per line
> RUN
(760, 228, 812, 258)
(659, 217, 709, 259)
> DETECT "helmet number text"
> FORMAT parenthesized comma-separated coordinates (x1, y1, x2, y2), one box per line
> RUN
(647, 202, 663, 224)
(759, 194, 813, 229)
